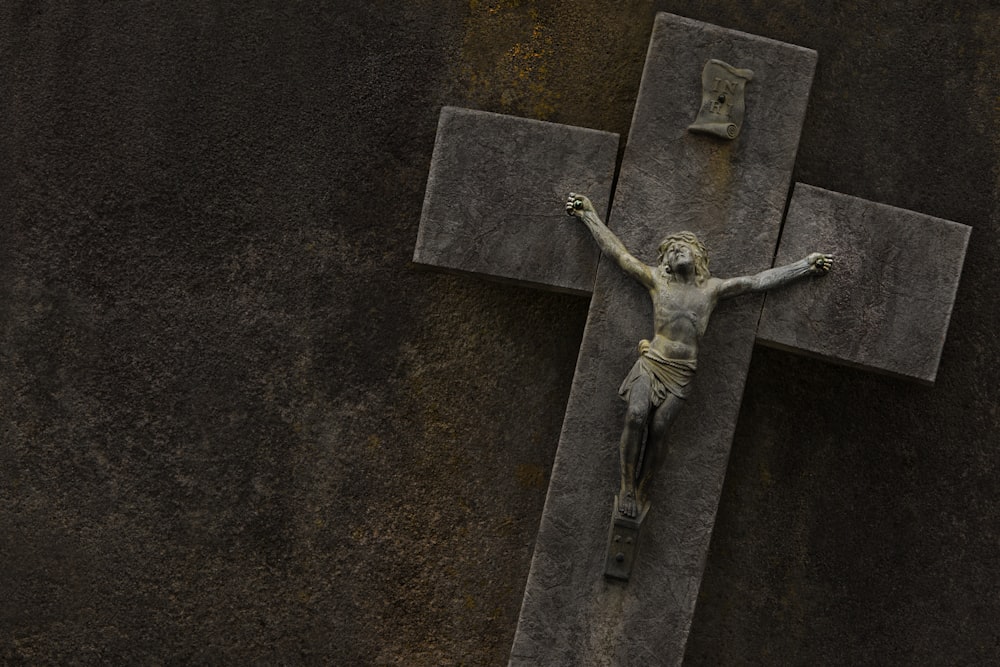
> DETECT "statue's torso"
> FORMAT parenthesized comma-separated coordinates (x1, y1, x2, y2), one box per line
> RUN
(648, 278, 718, 360)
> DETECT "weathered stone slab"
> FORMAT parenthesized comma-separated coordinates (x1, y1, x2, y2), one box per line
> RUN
(413, 106, 619, 295)
(510, 13, 817, 666)
(758, 184, 971, 384)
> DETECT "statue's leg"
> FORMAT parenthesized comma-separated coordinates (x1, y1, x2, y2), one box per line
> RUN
(619, 375, 652, 518)
(637, 393, 685, 505)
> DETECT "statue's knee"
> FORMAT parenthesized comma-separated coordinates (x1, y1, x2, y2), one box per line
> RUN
(625, 405, 648, 428)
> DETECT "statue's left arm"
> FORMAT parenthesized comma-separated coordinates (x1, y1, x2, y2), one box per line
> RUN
(716, 253, 832, 299)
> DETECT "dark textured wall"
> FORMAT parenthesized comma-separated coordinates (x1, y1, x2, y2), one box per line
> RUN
(2, 2, 997, 665)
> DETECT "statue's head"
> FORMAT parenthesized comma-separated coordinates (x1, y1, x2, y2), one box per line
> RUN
(657, 232, 710, 282)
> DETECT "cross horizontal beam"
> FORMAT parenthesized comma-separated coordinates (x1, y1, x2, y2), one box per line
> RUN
(759, 183, 970, 385)
(416, 116, 970, 385)
(414, 106, 618, 295)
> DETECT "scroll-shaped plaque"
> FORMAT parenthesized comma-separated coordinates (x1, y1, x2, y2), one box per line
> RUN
(688, 59, 754, 140)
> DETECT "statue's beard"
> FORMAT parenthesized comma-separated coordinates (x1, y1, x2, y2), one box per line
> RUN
(665, 258, 693, 275)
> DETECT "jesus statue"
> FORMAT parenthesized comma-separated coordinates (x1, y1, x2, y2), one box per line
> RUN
(566, 193, 833, 519)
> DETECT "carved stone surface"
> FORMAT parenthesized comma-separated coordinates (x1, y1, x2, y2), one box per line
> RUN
(758, 184, 971, 384)
(509, 13, 817, 666)
(5, 4, 998, 666)
(414, 107, 619, 295)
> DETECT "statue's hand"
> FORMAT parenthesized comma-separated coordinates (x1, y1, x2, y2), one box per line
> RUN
(807, 252, 834, 275)
(565, 192, 595, 218)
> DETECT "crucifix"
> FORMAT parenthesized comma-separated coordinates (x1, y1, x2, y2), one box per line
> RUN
(565, 191, 832, 579)
(413, 13, 969, 667)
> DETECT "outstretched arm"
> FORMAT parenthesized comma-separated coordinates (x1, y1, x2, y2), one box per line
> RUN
(717, 253, 833, 299)
(565, 193, 654, 289)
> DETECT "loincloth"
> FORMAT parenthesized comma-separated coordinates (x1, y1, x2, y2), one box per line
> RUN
(618, 348, 697, 407)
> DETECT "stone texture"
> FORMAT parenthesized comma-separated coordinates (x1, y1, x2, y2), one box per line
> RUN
(414, 107, 618, 295)
(2, 3, 998, 666)
(757, 184, 971, 384)
(510, 14, 818, 666)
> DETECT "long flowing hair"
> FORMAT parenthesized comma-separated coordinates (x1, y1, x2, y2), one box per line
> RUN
(657, 232, 711, 284)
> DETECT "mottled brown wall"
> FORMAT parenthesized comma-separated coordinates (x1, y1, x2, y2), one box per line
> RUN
(2, 1, 997, 665)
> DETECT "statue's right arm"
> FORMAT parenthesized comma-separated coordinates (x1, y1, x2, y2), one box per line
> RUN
(566, 193, 654, 289)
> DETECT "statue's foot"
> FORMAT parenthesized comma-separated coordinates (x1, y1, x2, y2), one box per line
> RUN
(618, 491, 637, 519)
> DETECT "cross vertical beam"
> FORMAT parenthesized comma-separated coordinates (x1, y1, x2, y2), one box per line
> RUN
(508, 16, 816, 665)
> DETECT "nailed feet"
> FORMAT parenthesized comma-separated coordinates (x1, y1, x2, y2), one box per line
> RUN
(618, 490, 637, 518)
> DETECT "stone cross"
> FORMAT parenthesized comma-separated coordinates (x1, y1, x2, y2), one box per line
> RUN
(413, 13, 970, 667)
